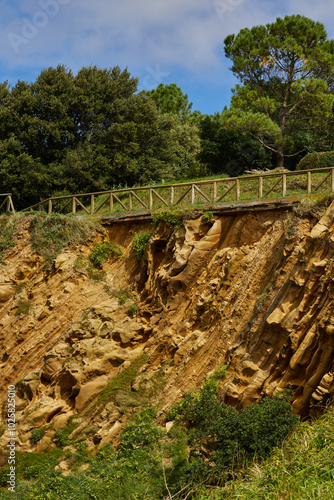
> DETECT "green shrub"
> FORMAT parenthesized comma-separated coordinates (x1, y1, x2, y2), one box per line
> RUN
(31, 427, 46, 443)
(53, 417, 80, 447)
(167, 384, 299, 485)
(89, 241, 123, 267)
(119, 408, 164, 455)
(132, 231, 152, 261)
(201, 211, 214, 223)
(296, 150, 334, 170)
(151, 208, 183, 228)
(128, 304, 137, 317)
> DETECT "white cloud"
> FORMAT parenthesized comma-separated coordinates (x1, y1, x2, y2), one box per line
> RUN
(1, 0, 334, 96)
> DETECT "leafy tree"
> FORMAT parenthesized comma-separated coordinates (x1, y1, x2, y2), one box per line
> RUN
(0, 66, 203, 206)
(198, 112, 274, 175)
(224, 15, 334, 168)
(143, 83, 193, 123)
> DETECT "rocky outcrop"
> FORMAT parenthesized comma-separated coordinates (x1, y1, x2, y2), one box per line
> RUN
(1, 204, 334, 451)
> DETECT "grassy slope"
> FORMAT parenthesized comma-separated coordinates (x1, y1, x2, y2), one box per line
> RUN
(195, 406, 334, 500)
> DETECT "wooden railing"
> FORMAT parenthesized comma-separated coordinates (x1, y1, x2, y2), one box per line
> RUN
(21, 167, 334, 216)
(0, 194, 15, 214)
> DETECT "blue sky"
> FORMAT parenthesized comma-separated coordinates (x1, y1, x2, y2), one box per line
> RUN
(1, 0, 334, 114)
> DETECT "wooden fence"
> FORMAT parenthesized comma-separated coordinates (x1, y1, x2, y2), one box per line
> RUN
(20, 167, 334, 216)
(0, 194, 15, 214)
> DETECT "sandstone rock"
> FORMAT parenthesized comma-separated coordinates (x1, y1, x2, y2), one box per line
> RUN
(0, 285, 15, 302)
(24, 403, 65, 428)
(75, 376, 109, 412)
(36, 435, 53, 453)
(93, 300, 119, 320)
(99, 420, 122, 448)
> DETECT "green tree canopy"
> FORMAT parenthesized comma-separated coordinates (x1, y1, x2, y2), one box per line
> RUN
(224, 14, 334, 168)
(0, 67, 202, 208)
(143, 83, 193, 123)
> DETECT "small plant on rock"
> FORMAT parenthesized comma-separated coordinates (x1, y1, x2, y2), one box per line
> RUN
(152, 208, 183, 228)
(31, 427, 46, 444)
(89, 241, 123, 267)
(201, 211, 214, 223)
(128, 304, 137, 317)
(132, 231, 152, 261)
(15, 300, 31, 317)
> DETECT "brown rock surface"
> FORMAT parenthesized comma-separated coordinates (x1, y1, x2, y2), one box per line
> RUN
(1, 205, 334, 450)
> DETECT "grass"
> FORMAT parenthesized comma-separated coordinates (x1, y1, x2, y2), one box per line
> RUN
(14, 300, 31, 317)
(0, 213, 23, 263)
(89, 241, 123, 267)
(1, 402, 333, 499)
(197, 405, 334, 500)
(89, 354, 149, 411)
(30, 213, 97, 265)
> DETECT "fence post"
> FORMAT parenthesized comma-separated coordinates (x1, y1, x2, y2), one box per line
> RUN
(90, 195, 95, 215)
(170, 186, 174, 205)
(307, 172, 312, 195)
(129, 192, 133, 210)
(149, 189, 153, 210)
(213, 181, 217, 203)
(236, 179, 240, 201)
(109, 194, 113, 213)
(258, 176, 263, 199)
(191, 184, 195, 205)
(48, 199, 52, 214)
(72, 197, 76, 214)
(282, 174, 286, 197)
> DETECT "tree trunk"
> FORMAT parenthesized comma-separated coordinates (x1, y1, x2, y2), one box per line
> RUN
(276, 145, 284, 169)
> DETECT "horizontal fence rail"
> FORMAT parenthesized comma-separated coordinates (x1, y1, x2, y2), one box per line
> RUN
(0, 194, 15, 214)
(21, 167, 334, 217)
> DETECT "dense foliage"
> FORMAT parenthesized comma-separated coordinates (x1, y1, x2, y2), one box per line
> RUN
(224, 14, 334, 168)
(0, 67, 201, 209)
(297, 150, 334, 170)
(0, 381, 300, 499)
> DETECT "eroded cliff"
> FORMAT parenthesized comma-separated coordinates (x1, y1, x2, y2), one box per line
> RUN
(1, 202, 334, 453)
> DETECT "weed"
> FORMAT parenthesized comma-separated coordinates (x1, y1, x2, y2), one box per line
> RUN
(0, 254, 8, 265)
(91, 354, 149, 410)
(15, 300, 31, 317)
(201, 211, 214, 223)
(53, 417, 80, 447)
(111, 287, 134, 304)
(209, 364, 228, 381)
(89, 241, 123, 267)
(132, 231, 152, 261)
(31, 427, 46, 444)
(74, 256, 88, 270)
(87, 266, 106, 281)
(15, 282, 27, 294)
(128, 304, 137, 317)
(152, 208, 183, 228)
(293, 194, 334, 220)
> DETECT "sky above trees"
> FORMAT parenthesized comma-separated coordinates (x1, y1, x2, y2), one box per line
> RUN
(1, 0, 334, 114)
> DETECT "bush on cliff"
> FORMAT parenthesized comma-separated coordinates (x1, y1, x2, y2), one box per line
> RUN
(296, 151, 334, 170)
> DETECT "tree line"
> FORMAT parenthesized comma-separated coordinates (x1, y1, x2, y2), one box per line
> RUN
(1, 14, 334, 209)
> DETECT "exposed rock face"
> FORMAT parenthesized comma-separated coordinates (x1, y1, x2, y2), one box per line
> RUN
(1, 205, 334, 451)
